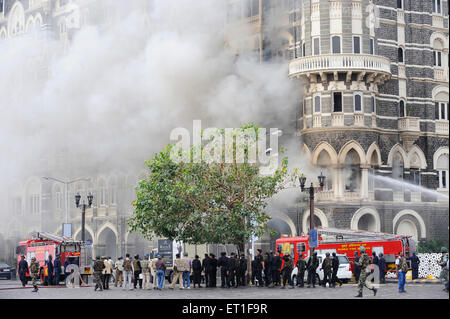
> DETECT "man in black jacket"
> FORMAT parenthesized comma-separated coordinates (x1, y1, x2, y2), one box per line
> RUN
(296, 255, 306, 287)
(227, 253, 239, 288)
(237, 254, 247, 286)
(18, 255, 29, 287)
(378, 253, 386, 284)
(331, 252, 342, 287)
(307, 251, 319, 288)
(192, 255, 202, 288)
(208, 254, 218, 288)
(218, 252, 229, 288)
(271, 251, 282, 286)
(202, 254, 210, 287)
(263, 252, 272, 287)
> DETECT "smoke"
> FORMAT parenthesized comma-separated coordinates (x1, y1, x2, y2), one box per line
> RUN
(0, 0, 304, 223)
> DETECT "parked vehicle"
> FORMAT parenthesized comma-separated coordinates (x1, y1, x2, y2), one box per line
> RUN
(0, 263, 12, 280)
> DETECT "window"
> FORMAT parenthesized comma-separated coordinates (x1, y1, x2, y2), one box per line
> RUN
(369, 38, 375, 55)
(333, 92, 343, 112)
(371, 95, 376, 113)
(353, 36, 361, 54)
(313, 37, 320, 55)
(409, 169, 420, 185)
(297, 243, 306, 253)
(332, 36, 341, 54)
(432, 0, 442, 14)
(354, 93, 363, 112)
(398, 47, 404, 63)
(437, 154, 449, 189)
(433, 51, 442, 67)
(30, 194, 40, 214)
(437, 102, 449, 120)
(0, 0, 3, 13)
(313, 94, 321, 113)
(399, 100, 406, 117)
(397, 0, 403, 9)
(302, 41, 306, 57)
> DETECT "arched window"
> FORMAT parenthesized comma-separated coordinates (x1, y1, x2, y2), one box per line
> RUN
(371, 95, 376, 113)
(433, 39, 444, 67)
(345, 149, 361, 192)
(354, 92, 363, 112)
(437, 154, 449, 189)
(399, 99, 406, 117)
(313, 94, 321, 113)
(398, 47, 404, 63)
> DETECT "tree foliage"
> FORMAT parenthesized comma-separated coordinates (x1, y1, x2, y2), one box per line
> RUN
(128, 123, 293, 252)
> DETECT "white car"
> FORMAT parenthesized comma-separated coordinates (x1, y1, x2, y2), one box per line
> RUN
(291, 254, 352, 286)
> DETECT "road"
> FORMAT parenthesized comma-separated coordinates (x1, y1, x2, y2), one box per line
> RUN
(0, 279, 448, 299)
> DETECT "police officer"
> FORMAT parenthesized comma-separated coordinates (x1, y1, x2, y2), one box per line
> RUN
(202, 253, 210, 287)
(355, 246, 377, 297)
(263, 252, 272, 287)
(296, 254, 306, 287)
(30, 257, 40, 292)
(218, 252, 229, 288)
(331, 252, 342, 287)
(209, 253, 218, 288)
(141, 254, 152, 290)
(227, 252, 239, 288)
(46, 255, 54, 286)
(133, 255, 142, 289)
(93, 255, 105, 291)
(409, 252, 420, 280)
(307, 251, 319, 288)
(237, 254, 247, 287)
(18, 255, 29, 287)
(281, 253, 294, 289)
(192, 255, 202, 288)
(353, 250, 361, 282)
(253, 249, 264, 287)
(271, 250, 282, 287)
(378, 253, 386, 284)
(321, 253, 332, 288)
(53, 255, 61, 285)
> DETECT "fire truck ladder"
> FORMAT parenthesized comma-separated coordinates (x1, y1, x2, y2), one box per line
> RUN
(35, 232, 73, 243)
(316, 227, 401, 243)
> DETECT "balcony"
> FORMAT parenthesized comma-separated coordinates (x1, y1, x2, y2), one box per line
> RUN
(289, 54, 392, 83)
(436, 120, 449, 135)
(434, 68, 448, 82)
(398, 117, 420, 150)
(312, 114, 322, 128)
(354, 113, 365, 126)
(316, 190, 334, 201)
(332, 113, 344, 127)
(432, 14, 444, 28)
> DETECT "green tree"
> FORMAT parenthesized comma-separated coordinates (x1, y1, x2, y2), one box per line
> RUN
(128, 123, 294, 254)
(417, 239, 448, 253)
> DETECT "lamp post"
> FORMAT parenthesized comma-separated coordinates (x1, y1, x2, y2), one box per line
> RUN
(299, 172, 326, 257)
(75, 192, 93, 243)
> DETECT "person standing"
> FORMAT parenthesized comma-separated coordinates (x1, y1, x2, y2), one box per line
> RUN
(321, 253, 332, 288)
(307, 251, 319, 288)
(141, 254, 152, 290)
(182, 252, 192, 289)
(202, 253, 210, 287)
(439, 247, 449, 289)
(281, 253, 294, 289)
(46, 255, 54, 286)
(263, 253, 272, 287)
(372, 252, 379, 266)
(331, 252, 342, 287)
(122, 254, 134, 290)
(192, 255, 202, 288)
(378, 253, 386, 284)
(396, 251, 408, 293)
(151, 255, 159, 289)
(353, 251, 360, 283)
(409, 252, 420, 280)
(102, 256, 113, 290)
(133, 255, 142, 289)
(237, 254, 247, 287)
(218, 252, 229, 288)
(226, 253, 239, 288)
(114, 257, 124, 288)
(155, 255, 166, 290)
(18, 255, 29, 287)
(296, 255, 306, 287)
(271, 251, 282, 287)
(209, 254, 218, 288)
(30, 257, 40, 293)
(93, 255, 105, 292)
(170, 254, 184, 289)
(53, 255, 61, 285)
(355, 246, 377, 297)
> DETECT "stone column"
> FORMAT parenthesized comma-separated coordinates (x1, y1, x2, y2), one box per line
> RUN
(361, 165, 369, 200)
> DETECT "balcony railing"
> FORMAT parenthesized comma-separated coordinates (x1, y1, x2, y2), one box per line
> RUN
(436, 120, 449, 135)
(289, 54, 392, 78)
(316, 190, 334, 201)
(432, 14, 444, 28)
(354, 114, 365, 126)
(434, 68, 448, 82)
(313, 114, 322, 128)
(398, 117, 420, 132)
(332, 113, 344, 127)
(344, 191, 360, 200)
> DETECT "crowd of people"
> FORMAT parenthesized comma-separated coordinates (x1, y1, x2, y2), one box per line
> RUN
(16, 246, 449, 296)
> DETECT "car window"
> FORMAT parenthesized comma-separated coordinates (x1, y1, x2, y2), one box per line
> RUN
(0, 263, 8, 267)
(338, 256, 349, 264)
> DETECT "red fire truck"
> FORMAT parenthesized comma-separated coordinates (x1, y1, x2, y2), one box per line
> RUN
(16, 232, 93, 285)
(276, 227, 415, 275)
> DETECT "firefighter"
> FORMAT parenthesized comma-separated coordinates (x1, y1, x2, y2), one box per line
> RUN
(93, 255, 105, 291)
(18, 255, 29, 287)
(30, 257, 40, 292)
(331, 252, 342, 287)
(355, 246, 377, 297)
(321, 253, 332, 288)
(53, 255, 61, 285)
(296, 255, 306, 287)
(306, 251, 319, 288)
(253, 249, 264, 287)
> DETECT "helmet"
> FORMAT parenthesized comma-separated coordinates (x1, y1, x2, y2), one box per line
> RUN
(359, 246, 366, 253)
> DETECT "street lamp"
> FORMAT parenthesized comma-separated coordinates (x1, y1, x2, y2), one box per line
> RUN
(299, 171, 326, 257)
(75, 192, 93, 243)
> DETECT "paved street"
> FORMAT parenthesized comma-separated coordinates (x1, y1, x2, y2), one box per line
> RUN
(0, 279, 448, 299)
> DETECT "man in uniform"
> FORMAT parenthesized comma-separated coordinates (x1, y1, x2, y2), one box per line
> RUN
(296, 254, 306, 287)
(53, 255, 61, 285)
(93, 255, 105, 291)
(218, 252, 229, 288)
(237, 254, 247, 287)
(202, 253, 210, 287)
(46, 255, 54, 286)
(208, 253, 218, 288)
(306, 251, 319, 288)
(192, 255, 202, 288)
(114, 257, 124, 287)
(439, 247, 448, 290)
(133, 255, 142, 289)
(263, 252, 272, 287)
(102, 256, 113, 290)
(140, 254, 151, 290)
(409, 252, 420, 280)
(254, 249, 264, 287)
(122, 253, 134, 290)
(182, 252, 192, 289)
(151, 254, 159, 289)
(271, 250, 282, 287)
(170, 254, 184, 289)
(281, 252, 294, 289)
(30, 257, 40, 292)
(227, 252, 239, 288)
(353, 251, 360, 282)
(378, 253, 386, 284)
(396, 251, 408, 293)
(355, 246, 377, 297)
(321, 252, 332, 287)
(331, 252, 342, 287)
(18, 255, 29, 287)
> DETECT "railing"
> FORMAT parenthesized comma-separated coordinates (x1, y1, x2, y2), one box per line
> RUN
(354, 114, 365, 126)
(434, 68, 448, 82)
(332, 113, 344, 127)
(316, 190, 334, 201)
(313, 114, 322, 128)
(344, 191, 361, 200)
(289, 54, 392, 77)
(398, 117, 420, 131)
(436, 120, 449, 135)
(432, 14, 444, 28)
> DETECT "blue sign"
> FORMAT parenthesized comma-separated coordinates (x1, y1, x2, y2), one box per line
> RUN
(309, 229, 318, 248)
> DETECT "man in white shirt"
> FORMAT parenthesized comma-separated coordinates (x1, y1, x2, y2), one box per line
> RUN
(114, 257, 124, 287)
